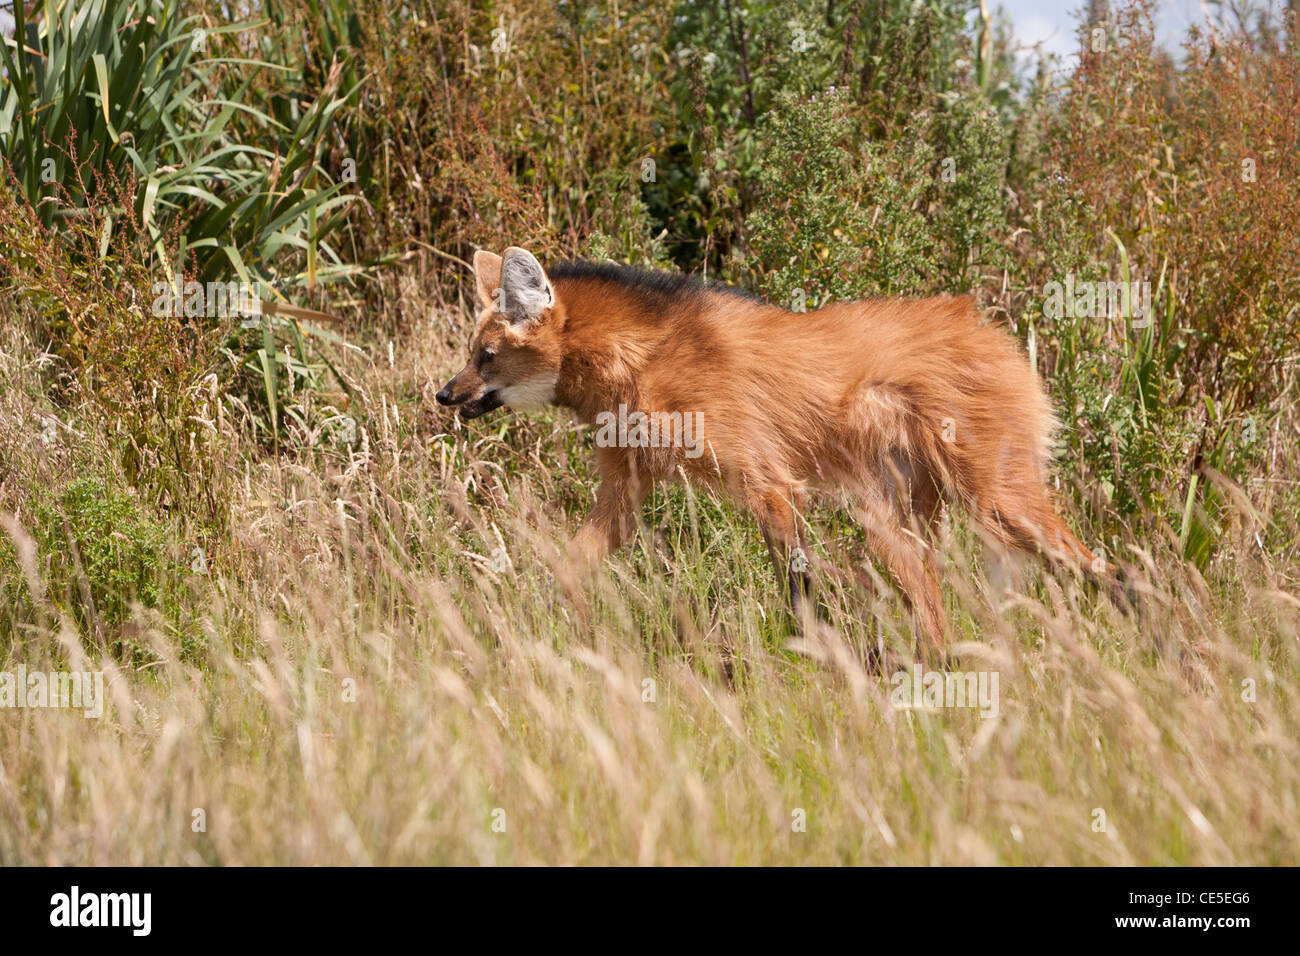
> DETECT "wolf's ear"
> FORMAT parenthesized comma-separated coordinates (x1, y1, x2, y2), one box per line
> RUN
(497, 246, 555, 324)
(473, 250, 503, 311)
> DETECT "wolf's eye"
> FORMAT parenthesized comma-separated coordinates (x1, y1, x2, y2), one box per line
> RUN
(479, 349, 496, 367)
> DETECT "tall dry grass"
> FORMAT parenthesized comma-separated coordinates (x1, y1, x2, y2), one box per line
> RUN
(2, 276, 1297, 866)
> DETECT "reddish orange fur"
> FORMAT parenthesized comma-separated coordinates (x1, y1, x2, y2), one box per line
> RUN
(439, 248, 1098, 656)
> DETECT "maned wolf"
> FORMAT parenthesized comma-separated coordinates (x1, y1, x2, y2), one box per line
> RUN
(437, 247, 1101, 655)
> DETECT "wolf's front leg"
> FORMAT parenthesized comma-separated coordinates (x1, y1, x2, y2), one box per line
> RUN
(569, 450, 649, 567)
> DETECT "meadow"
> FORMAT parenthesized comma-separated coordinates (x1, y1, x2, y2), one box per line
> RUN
(0, 0, 1297, 864)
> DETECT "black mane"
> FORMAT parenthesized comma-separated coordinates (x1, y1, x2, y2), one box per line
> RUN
(547, 260, 760, 308)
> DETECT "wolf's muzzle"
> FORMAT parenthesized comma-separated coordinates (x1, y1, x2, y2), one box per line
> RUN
(438, 384, 504, 420)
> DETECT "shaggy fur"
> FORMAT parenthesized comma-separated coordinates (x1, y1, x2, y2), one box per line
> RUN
(437, 247, 1099, 655)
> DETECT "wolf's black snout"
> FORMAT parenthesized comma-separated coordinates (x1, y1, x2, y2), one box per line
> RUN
(435, 386, 454, 405)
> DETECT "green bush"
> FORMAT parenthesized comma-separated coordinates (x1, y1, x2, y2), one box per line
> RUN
(28, 475, 170, 657)
(742, 88, 1011, 303)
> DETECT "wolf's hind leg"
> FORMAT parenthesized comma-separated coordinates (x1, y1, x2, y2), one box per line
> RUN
(856, 493, 948, 661)
(980, 489, 1099, 572)
(985, 489, 1143, 614)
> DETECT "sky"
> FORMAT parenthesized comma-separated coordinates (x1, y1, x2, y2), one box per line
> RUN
(996, 0, 1209, 60)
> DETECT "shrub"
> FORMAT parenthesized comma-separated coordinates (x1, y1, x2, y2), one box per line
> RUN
(26, 475, 170, 658)
(1028, 1, 1300, 561)
(742, 87, 1011, 304)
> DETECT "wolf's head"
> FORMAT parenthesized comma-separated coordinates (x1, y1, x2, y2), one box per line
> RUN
(436, 247, 564, 420)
